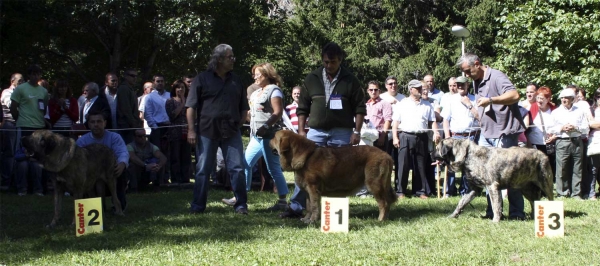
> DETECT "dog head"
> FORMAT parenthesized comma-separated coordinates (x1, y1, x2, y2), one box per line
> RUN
(434, 138, 471, 171)
(270, 130, 316, 171)
(20, 130, 75, 172)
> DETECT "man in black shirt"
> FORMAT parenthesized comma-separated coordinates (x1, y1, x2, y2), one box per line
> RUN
(185, 44, 249, 215)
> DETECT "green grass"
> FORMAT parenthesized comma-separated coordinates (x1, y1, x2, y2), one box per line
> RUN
(1, 184, 599, 265)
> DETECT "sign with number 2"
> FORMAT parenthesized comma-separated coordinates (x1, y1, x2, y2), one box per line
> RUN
(75, 197, 103, 237)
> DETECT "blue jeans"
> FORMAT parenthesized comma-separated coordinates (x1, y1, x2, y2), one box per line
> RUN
(15, 128, 43, 194)
(289, 127, 352, 213)
(244, 135, 289, 196)
(445, 135, 475, 196)
(191, 130, 247, 212)
(1, 121, 16, 188)
(479, 133, 525, 218)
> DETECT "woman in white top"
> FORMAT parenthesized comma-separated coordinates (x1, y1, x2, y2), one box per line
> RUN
(528, 86, 557, 174)
(222, 63, 289, 210)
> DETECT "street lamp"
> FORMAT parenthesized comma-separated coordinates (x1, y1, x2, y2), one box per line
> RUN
(451, 25, 470, 57)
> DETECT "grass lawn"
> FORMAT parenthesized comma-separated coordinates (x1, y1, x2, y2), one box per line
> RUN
(1, 181, 599, 265)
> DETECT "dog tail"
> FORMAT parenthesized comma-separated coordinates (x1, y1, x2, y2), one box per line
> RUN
(383, 158, 397, 205)
(540, 157, 554, 201)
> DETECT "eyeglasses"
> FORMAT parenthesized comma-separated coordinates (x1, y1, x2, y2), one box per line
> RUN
(127, 73, 137, 78)
(368, 89, 379, 92)
(226, 56, 236, 61)
(536, 97, 548, 100)
(595, 95, 600, 99)
(386, 82, 397, 85)
(253, 73, 262, 78)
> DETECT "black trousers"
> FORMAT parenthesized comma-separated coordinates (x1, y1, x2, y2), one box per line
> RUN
(396, 132, 430, 196)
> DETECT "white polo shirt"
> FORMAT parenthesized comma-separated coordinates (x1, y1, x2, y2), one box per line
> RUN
(392, 97, 436, 133)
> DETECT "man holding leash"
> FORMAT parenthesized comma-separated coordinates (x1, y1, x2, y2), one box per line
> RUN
(457, 53, 526, 220)
(76, 110, 129, 211)
(279, 42, 366, 219)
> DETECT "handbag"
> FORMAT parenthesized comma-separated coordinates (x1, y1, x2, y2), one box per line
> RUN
(537, 108, 555, 155)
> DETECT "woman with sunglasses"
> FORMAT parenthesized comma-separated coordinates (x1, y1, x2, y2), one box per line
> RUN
(222, 63, 289, 210)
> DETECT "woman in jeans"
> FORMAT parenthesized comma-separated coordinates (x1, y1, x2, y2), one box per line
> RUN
(222, 63, 289, 210)
(48, 79, 79, 138)
(528, 86, 557, 175)
(165, 80, 191, 184)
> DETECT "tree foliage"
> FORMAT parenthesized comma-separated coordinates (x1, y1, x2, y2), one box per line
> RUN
(495, 0, 600, 96)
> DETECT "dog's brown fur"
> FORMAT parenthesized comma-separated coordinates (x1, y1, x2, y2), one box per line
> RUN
(21, 130, 123, 227)
(433, 138, 554, 222)
(270, 130, 397, 223)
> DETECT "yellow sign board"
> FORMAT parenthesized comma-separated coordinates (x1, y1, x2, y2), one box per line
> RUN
(75, 197, 103, 237)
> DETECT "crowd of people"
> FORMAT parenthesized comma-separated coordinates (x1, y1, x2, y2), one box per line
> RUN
(1, 43, 598, 219)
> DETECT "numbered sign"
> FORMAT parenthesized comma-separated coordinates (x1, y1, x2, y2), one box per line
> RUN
(534, 201, 564, 238)
(75, 197, 103, 237)
(320, 197, 349, 233)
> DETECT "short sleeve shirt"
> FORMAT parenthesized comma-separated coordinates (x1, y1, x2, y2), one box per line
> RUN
(10, 82, 48, 128)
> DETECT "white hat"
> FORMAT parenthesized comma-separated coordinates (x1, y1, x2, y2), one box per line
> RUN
(558, 89, 575, 98)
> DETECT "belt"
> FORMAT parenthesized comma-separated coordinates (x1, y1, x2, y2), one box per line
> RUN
(157, 122, 170, 126)
(402, 131, 426, 135)
(452, 131, 480, 137)
(557, 137, 580, 140)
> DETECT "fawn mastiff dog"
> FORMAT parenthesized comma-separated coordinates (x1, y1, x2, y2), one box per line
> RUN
(20, 130, 123, 228)
(270, 130, 397, 223)
(433, 138, 554, 222)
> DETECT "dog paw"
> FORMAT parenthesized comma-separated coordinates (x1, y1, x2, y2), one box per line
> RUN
(300, 218, 314, 224)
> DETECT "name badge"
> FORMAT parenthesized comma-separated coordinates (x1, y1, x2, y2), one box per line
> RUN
(38, 99, 45, 111)
(330, 94, 342, 110)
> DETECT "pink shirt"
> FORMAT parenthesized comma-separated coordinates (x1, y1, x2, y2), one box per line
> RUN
(366, 97, 392, 131)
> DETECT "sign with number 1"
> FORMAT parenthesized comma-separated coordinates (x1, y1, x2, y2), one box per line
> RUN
(534, 201, 564, 238)
(75, 197, 103, 237)
(320, 197, 349, 233)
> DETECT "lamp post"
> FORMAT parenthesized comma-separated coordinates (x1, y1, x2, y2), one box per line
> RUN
(451, 25, 470, 57)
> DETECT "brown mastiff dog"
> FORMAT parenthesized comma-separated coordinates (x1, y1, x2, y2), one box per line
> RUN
(21, 130, 123, 228)
(270, 130, 397, 223)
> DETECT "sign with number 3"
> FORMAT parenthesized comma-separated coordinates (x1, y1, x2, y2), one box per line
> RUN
(534, 201, 564, 238)
(75, 197, 103, 237)
(321, 197, 349, 233)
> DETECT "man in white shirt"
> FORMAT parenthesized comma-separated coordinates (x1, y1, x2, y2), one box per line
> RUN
(379, 76, 405, 184)
(424, 74, 444, 104)
(550, 89, 589, 199)
(441, 76, 480, 197)
(392, 80, 440, 199)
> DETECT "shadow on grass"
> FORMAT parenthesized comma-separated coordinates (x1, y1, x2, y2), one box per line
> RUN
(0, 188, 490, 263)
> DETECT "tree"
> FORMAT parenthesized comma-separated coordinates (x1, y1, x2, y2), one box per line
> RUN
(494, 0, 600, 95)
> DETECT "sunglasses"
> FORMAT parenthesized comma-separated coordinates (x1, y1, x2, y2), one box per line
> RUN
(127, 73, 137, 78)
(386, 82, 397, 85)
(595, 95, 600, 98)
(368, 89, 379, 92)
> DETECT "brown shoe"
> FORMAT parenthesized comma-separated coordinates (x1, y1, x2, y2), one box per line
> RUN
(419, 194, 428, 199)
(396, 193, 405, 199)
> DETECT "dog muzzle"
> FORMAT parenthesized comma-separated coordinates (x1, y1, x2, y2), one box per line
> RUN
(272, 148, 279, 156)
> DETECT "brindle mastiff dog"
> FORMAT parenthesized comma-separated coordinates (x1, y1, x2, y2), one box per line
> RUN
(21, 130, 124, 228)
(270, 130, 397, 223)
(433, 138, 554, 222)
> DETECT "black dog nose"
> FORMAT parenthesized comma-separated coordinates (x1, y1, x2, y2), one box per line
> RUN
(272, 149, 279, 156)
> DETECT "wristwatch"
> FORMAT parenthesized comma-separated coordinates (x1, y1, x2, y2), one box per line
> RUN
(467, 105, 473, 110)
(353, 130, 360, 135)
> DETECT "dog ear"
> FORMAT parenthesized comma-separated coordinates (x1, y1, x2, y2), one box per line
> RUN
(290, 135, 315, 170)
(452, 139, 469, 163)
(42, 135, 57, 156)
(439, 139, 453, 159)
